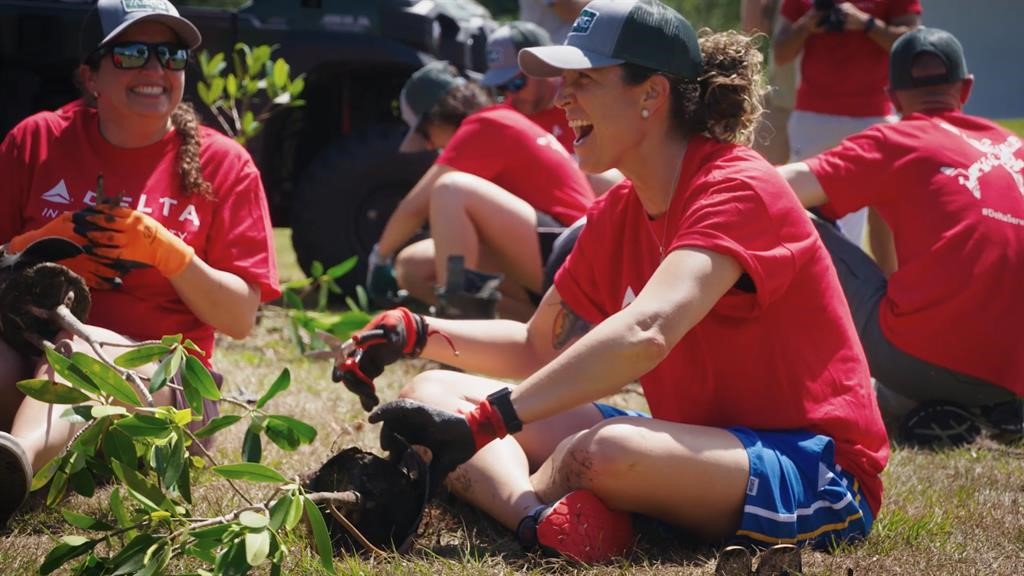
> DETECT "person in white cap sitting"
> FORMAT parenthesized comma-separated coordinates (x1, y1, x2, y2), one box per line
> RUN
(340, 0, 888, 565)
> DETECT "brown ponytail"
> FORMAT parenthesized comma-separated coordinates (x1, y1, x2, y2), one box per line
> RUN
(171, 102, 213, 199)
(622, 29, 767, 145)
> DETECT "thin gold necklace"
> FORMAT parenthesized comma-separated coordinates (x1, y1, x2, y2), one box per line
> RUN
(646, 160, 684, 261)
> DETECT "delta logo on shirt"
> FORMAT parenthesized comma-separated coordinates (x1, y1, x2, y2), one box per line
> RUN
(42, 180, 72, 204)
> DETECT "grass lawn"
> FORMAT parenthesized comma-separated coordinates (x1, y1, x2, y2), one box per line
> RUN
(1, 236, 1022, 573)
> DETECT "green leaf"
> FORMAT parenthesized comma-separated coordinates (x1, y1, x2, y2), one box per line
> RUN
(114, 345, 171, 369)
(102, 427, 138, 466)
(290, 74, 305, 98)
(208, 51, 226, 76)
(303, 497, 337, 575)
(285, 492, 303, 530)
(135, 542, 169, 576)
(197, 80, 211, 105)
(31, 456, 61, 490)
(268, 496, 290, 532)
(183, 355, 221, 400)
(181, 376, 205, 419)
(71, 352, 141, 406)
(108, 534, 158, 575)
(16, 378, 91, 405)
(40, 536, 97, 575)
(239, 509, 269, 529)
(189, 523, 232, 541)
(256, 368, 290, 409)
(60, 405, 95, 424)
(62, 509, 114, 532)
(212, 462, 287, 483)
(264, 419, 299, 451)
(161, 432, 186, 490)
(70, 418, 108, 458)
(114, 415, 172, 438)
(44, 347, 100, 394)
(194, 414, 242, 439)
(310, 260, 324, 278)
(325, 255, 358, 279)
(242, 426, 262, 463)
(208, 76, 225, 102)
(226, 73, 238, 99)
(161, 334, 183, 346)
(245, 529, 271, 566)
(69, 466, 96, 498)
(110, 460, 172, 512)
(91, 405, 127, 419)
(46, 470, 69, 506)
(267, 415, 316, 444)
(283, 289, 304, 311)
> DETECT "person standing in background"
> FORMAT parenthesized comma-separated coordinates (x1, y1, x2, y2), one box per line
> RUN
(741, 0, 797, 165)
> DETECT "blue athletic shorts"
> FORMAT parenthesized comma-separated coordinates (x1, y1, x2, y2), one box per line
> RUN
(729, 427, 874, 550)
(594, 403, 649, 419)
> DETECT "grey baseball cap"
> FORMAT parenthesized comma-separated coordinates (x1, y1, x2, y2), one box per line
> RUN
(519, 0, 702, 80)
(399, 61, 467, 152)
(482, 21, 552, 87)
(84, 0, 201, 52)
(889, 27, 969, 90)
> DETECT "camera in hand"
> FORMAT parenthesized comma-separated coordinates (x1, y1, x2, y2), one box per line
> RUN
(813, 0, 845, 33)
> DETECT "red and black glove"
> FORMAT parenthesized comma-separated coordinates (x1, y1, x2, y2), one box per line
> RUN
(332, 307, 429, 411)
(368, 387, 522, 495)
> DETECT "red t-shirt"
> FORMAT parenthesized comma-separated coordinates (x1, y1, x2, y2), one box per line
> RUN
(807, 110, 1024, 395)
(781, 0, 922, 117)
(0, 101, 281, 362)
(525, 105, 576, 155)
(556, 135, 889, 514)
(437, 105, 593, 225)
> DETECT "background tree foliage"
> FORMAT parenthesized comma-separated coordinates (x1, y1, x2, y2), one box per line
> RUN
(478, 0, 741, 32)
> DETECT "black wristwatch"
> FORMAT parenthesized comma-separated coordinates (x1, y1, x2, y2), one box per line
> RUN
(486, 387, 524, 435)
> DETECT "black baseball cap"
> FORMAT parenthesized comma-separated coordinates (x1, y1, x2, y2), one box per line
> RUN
(890, 27, 968, 90)
(399, 61, 467, 152)
(82, 0, 202, 59)
(518, 0, 703, 80)
(483, 21, 552, 87)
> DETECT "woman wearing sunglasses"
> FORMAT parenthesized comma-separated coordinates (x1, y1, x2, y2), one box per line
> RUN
(349, 0, 888, 566)
(371, 61, 594, 321)
(0, 0, 279, 526)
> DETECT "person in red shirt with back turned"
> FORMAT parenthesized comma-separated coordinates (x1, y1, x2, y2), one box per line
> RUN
(774, 0, 920, 268)
(780, 27, 1024, 448)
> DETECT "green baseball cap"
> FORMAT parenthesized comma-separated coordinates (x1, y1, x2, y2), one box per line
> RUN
(518, 0, 702, 79)
(483, 21, 552, 87)
(889, 27, 969, 90)
(399, 61, 467, 152)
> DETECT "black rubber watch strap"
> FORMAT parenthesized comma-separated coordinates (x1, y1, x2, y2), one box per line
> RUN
(486, 387, 523, 435)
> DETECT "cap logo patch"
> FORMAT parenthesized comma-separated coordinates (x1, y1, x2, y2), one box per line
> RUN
(571, 8, 599, 35)
(122, 0, 171, 13)
(486, 45, 503, 65)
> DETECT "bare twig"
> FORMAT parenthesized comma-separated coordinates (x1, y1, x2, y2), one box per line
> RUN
(328, 503, 388, 557)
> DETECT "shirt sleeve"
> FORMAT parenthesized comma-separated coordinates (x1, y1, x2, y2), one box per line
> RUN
(435, 115, 504, 180)
(553, 206, 608, 325)
(887, 0, 923, 18)
(780, 0, 809, 22)
(0, 128, 29, 243)
(805, 127, 890, 218)
(202, 151, 281, 303)
(668, 176, 797, 308)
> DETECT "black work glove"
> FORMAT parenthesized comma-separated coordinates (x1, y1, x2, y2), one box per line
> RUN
(368, 399, 477, 495)
(331, 307, 428, 411)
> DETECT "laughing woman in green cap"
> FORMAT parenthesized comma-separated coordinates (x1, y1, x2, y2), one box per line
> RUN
(339, 0, 888, 564)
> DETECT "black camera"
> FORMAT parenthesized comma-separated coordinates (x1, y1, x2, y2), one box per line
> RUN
(813, 0, 845, 33)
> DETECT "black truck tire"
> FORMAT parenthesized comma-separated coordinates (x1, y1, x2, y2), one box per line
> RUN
(290, 124, 435, 298)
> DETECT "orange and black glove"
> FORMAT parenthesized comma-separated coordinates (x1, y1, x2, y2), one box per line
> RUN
(3, 212, 86, 255)
(60, 253, 139, 290)
(331, 307, 429, 411)
(77, 205, 194, 278)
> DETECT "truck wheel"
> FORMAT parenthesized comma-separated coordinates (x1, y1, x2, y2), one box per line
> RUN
(290, 124, 435, 299)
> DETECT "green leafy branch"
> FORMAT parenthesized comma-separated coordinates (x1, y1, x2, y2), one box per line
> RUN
(280, 256, 373, 355)
(19, 335, 348, 575)
(197, 43, 305, 145)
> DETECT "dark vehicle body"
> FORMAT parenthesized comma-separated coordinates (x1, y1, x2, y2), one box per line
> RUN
(0, 0, 495, 292)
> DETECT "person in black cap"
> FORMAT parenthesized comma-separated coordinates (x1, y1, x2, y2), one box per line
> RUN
(779, 27, 1024, 447)
(366, 61, 593, 321)
(0, 0, 280, 526)
(337, 0, 888, 564)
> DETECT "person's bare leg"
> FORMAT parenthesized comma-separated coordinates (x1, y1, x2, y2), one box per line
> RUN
(531, 418, 750, 541)
(398, 370, 603, 529)
(11, 326, 172, 472)
(395, 238, 438, 305)
(0, 340, 31, 431)
(428, 172, 544, 294)
(867, 208, 897, 277)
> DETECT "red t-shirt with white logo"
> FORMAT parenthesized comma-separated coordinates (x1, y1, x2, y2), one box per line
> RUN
(555, 135, 889, 514)
(525, 105, 576, 155)
(807, 110, 1024, 395)
(0, 101, 281, 362)
(781, 0, 921, 117)
(437, 105, 593, 225)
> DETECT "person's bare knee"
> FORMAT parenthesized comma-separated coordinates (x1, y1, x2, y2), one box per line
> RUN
(535, 418, 637, 501)
(395, 241, 438, 303)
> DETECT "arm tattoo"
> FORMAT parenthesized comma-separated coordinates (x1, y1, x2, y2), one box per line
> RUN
(552, 303, 592, 350)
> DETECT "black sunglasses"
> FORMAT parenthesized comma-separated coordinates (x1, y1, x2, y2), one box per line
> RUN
(498, 74, 528, 94)
(98, 42, 190, 71)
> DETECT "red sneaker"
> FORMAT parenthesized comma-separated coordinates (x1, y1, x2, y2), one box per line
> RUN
(535, 489, 634, 563)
